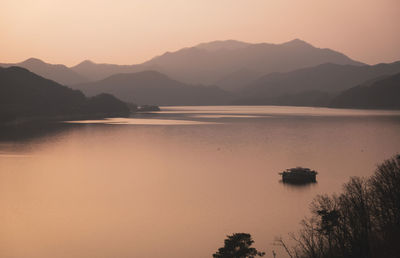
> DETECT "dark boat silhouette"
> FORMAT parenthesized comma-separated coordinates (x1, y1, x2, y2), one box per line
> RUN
(279, 167, 317, 183)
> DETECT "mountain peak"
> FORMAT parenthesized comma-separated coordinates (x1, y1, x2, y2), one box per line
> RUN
(282, 38, 313, 47)
(21, 58, 46, 65)
(195, 40, 250, 51)
(75, 60, 95, 67)
(82, 59, 95, 64)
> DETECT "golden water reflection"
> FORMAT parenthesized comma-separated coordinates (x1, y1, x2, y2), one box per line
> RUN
(1, 106, 400, 258)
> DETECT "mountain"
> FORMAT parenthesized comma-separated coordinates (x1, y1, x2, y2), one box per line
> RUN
(0, 66, 129, 123)
(233, 90, 334, 107)
(141, 39, 364, 90)
(195, 40, 251, 51)
(330, 72, 400, 109)
(74, 70, 233, 106)
(236, 61, 400, 105)
(0, 58, 88, 85)
(215, 68, 262, 92)
(70, 39, 363, 90)
(71, 60, 152, 82)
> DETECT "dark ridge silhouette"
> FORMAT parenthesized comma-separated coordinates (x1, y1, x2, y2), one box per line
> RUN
(0, 66, 129, 123)
(0, 58, 88, 85)
(73, 70, 234, 106)
(232, 90, 334, 107)
(236, 61, 400, 105)
(330, 72, 400, 109)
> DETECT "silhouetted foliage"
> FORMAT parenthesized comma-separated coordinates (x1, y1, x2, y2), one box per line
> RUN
(213, 233, 265, 258)
(85, 93, 130, 115)
(286, 154, 400, 258)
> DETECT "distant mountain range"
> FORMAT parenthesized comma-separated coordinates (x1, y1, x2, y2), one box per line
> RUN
(141, 39, 364, 91)
(0, 66, 129, 123)
(70, 60, 145, 82)
(0, 58, 88, 85)
(235, 61, 400, 106)
(73, 71, 233, 106)
(2, 39, 400, 110)
(330, 72, 400, 109)
(2, 39, 364, 91)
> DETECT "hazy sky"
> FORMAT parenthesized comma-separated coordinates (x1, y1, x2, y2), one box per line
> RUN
(1, 0, 399, 66)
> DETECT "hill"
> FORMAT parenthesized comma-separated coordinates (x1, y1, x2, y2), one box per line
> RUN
(0, 66, 129, 123)
(74, 70, 233, 106)
(330, 72, 400, 109)
(141, 39, 363, 90)
(235, 61, 400, 105)
(0, 58, 88, 85)
(70, 60, 154, 82)
(69, 39, 363, 91)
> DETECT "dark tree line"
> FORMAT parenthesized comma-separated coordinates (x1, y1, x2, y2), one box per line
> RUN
(213, 233, 265, 258)
(214, 155, 400, 257)
(285, 154, 400, 258)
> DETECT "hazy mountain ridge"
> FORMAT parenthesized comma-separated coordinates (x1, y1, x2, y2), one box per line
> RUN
(195, 40, 251, 51)
(142, 39, 364, 90)
(330, 72, 400, 109)
(236, 61, 400, 105)
(4, 39, 399, 110)
(233, 90, 334, 107)
(2, 39, 363, 91)
(0, 58, 88, 85)
(73, 70, 233, 106)
(70, 60, 151, 82)
(0, 66, 129, 123)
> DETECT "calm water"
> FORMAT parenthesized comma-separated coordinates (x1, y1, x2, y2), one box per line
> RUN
(1, 106, 400, 258)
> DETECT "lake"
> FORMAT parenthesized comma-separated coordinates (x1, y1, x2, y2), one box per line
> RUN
(1, 106, 400, 258)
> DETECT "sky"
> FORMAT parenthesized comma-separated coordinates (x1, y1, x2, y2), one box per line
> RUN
(1, 0, 399, 66)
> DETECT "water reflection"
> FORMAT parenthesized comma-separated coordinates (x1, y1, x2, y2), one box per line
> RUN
(65, 117, 218, 125)
(161, 105, 400, 117)
(1, 106, 400, 258)
(279, 180, 318, 191)
(0, 122, 81, 143)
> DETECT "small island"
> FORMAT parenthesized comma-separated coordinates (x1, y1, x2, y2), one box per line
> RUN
(280, 167, 318, 184)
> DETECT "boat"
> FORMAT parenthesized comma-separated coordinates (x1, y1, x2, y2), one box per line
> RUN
(279, 167, 317, 183)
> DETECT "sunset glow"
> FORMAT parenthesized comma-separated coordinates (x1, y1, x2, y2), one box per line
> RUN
(1, 0, 399, 65)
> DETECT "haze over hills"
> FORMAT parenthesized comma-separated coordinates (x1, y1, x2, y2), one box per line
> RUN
(70, 60, 149, 82)
(65, 40, 261, 84)
(141, 39, 364, 90)
(5, 39, 362, 90)
(235, 61, 400, 105)
(3, 38, 399, 109)
(0, 66, 129, 123)
(330, 72, 400, 109)
(0, 58, 88, 85)
(74, 70, 233, 106)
